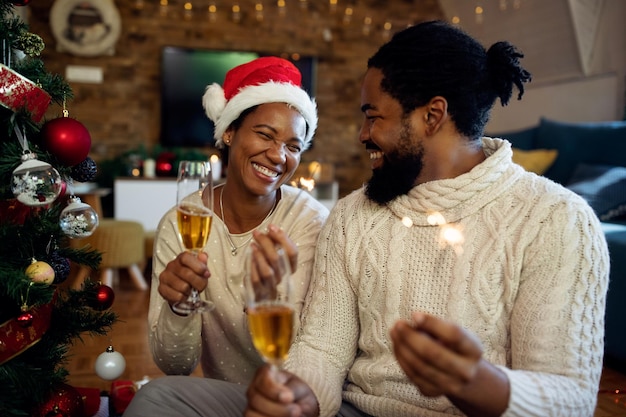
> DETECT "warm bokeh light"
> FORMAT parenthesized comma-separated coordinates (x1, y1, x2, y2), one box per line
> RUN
(299, 177, 315, 192)
(426, 211, 446, 226)
(401, 217, 413, 228)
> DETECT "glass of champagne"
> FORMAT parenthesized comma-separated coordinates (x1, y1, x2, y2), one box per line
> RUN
(244, 245, 294, 370)
(172, 160, 214, 314)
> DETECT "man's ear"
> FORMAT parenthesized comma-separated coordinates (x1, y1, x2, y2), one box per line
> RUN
(424, 96, 447, 135)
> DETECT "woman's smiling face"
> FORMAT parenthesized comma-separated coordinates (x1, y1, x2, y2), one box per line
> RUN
(227, 102, 307, 196)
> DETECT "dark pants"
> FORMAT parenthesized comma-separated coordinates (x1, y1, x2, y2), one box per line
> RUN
(123, 375, 373, 417)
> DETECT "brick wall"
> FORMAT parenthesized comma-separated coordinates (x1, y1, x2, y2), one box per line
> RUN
(27, 1, 443, 197)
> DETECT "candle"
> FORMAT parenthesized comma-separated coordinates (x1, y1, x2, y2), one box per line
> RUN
(143, 158, 156, 178)
(308, 161, 321, 181)
(210, 154, 222, 182)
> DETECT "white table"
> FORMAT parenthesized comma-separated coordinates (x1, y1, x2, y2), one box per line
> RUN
(114, 177, 177, 231)
(114, 178, 338, 231)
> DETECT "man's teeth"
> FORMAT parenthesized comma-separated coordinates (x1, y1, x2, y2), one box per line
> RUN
(369, 151, 383, 160)
(253, 163, 278, 177)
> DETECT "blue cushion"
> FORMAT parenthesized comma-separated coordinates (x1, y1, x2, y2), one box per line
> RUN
(535, 118, 626, 184)
(567, 164, 626, 221)
(491, 127, 537, 150)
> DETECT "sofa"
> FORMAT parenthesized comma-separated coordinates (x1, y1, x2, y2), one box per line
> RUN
(492, 117, 626, 373)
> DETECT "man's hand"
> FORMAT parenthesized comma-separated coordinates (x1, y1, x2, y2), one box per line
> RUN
(390, 312, 509, 417)
(245, 365, 319, 417)
(390, 311, 483, 397)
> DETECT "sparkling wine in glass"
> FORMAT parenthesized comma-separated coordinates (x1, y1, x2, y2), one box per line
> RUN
(172, 160, 214, 314)
(244, 246, 294, 369)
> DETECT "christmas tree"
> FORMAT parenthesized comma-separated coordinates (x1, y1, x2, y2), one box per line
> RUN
(0, 1, 117, 416)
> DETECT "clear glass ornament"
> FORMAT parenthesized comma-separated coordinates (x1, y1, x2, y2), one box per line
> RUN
(59, 196, 99, 238)
(11, 152, 62, 206)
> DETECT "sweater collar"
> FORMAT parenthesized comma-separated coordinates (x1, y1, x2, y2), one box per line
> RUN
(386, 137, 523, 225)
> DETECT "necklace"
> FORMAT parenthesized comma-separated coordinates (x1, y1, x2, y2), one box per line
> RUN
(219, 186, 277, 256)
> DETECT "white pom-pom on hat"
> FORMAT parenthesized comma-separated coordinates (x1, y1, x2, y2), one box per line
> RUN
(201, 57, 317, 149)
(203, 83, 227, 125)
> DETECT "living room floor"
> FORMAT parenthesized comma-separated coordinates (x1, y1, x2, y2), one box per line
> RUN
(64, 270, 626, 416)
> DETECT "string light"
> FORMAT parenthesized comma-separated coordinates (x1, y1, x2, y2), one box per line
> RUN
(329, 0, 338, 13)
(475, 5, 484, 24)
(277, 0, 286, 17)
(138, 1, 456, 43)
(255, 2, 264, 21)
(343, 7, 353, 25)
(362, 16, 372, 35)
(208, 2, 218, 22)
(183, 2, 193, 20)
(160, 0, 168, 17)
(382, 21, 392, 40)
(232, 3, 241, 23)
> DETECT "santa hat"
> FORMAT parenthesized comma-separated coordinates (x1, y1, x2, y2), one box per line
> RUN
(203, 56, 317, 149)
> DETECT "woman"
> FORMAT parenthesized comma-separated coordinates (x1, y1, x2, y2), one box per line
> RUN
(147, 57, 329, 384)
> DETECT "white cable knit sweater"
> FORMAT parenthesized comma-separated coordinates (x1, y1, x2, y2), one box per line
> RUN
(286, 138, 609, 417)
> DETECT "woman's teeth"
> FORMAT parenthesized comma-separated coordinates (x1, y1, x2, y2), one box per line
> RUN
(253, 163, 278, 177)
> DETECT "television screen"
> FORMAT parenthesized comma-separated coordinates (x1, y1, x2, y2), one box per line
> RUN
(160, 46, 317, 148)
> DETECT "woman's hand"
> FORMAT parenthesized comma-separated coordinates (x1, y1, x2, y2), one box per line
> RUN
(245, 365, 319, 417)
(158, 251, 211, 307)
(253, 224, 299, 273)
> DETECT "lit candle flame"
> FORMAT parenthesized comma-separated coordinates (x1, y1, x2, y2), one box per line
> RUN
(281, 166, 319, 224)
(308, 161, 321, 181)
(299, 177, 315, 192)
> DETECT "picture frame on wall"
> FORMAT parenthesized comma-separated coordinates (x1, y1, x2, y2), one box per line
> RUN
(50, 0, 121, 57)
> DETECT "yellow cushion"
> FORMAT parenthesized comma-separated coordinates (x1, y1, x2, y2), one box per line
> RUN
(511, 148, 558, 175)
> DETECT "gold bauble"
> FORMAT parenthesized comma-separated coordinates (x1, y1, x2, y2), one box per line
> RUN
(26, 260, 55, 284)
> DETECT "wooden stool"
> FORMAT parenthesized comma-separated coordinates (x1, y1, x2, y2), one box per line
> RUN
(71, 219, 148, 290)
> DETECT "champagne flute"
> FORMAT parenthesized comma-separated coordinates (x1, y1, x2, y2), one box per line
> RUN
(244, 245, 294, 370)
(172, 160, 214, 314)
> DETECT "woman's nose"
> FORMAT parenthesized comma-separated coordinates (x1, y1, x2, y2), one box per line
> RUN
(266, 140, 287, 163)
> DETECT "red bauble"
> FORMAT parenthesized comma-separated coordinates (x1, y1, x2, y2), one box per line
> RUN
(41, 117, 91, 167)
(32, 383, 85, 417)
(17, 310, 33, 327)
(156, 151, 176, 176)
(93, 284, 115, 310)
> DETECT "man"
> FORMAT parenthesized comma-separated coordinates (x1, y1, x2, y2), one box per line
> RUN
(246, 20, 608, 417)
(124, 20, 608, 417)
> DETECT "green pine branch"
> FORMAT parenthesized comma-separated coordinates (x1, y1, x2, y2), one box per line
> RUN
(0, 2, 119, 415)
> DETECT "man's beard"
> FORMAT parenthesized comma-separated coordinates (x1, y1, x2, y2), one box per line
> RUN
(365, 143, 424, 205)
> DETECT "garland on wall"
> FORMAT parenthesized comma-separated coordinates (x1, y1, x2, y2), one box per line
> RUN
(130, 0, 443, 42)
